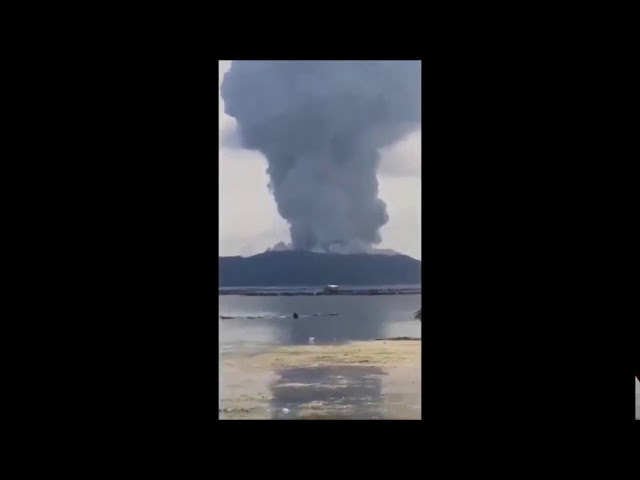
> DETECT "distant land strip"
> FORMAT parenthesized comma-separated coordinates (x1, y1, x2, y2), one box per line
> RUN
(219, 287, 421, 296)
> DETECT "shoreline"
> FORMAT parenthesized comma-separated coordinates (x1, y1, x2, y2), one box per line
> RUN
(219, 288, 421, 296)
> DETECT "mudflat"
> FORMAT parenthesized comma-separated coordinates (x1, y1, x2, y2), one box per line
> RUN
(220, 339, 421, 420)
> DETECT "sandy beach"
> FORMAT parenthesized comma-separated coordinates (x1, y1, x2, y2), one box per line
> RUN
(220, 339, 421, 420)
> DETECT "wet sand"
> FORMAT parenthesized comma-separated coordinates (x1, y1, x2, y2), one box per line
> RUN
(220, 339, 421, 420)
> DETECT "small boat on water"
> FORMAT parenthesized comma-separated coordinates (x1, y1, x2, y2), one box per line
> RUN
(414, 309, 421, 321)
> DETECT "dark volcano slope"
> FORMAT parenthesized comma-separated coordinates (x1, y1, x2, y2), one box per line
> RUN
(219, 251, 421, 287)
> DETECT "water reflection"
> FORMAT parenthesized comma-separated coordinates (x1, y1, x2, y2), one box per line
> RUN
(220, 294, 421, 348)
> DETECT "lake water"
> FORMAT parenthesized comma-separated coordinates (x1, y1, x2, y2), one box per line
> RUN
(219, 291, 421, 419)
(219, 293, 422, 352)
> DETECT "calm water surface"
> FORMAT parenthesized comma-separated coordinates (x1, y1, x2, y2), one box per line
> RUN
(219, 292, 421, 419)
(219, 293, 421, 353)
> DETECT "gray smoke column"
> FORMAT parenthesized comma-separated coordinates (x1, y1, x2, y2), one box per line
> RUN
(221, 60, 421, 253)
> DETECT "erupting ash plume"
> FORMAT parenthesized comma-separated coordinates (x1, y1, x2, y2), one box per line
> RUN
(221, 60, 421, 253)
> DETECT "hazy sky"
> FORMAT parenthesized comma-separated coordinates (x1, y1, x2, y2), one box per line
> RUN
(219, 60, 421, 259)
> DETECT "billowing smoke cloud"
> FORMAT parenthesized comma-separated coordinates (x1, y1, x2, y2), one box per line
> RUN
(221, 60, 421, 253)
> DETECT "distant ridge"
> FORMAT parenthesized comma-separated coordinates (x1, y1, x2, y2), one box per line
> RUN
(219, 250, 421, 287)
